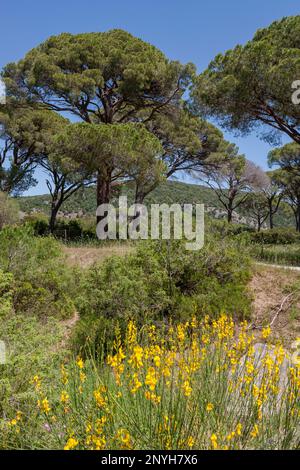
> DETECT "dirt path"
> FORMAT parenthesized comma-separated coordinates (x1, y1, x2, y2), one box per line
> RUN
(249, 264, 300, 345)
(60, 244, 134, 344)
(63, 244, 133, 268)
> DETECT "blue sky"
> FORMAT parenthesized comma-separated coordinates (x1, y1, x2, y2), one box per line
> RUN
(1, 0, 299, 195)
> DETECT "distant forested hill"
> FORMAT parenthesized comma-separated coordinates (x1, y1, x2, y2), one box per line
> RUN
(17, 180, 294, 228)
(17, 181, 220, 214)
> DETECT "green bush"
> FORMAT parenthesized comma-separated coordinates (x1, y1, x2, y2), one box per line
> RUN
(0, 269, 65, 419)
(0, 192, 19, 230)
(73, 237, 252, 354)
(0, 225, 75, 319)
(74, 246, 171, 353)
(26, 216, 98, 241)
(206, 219, 255, 238)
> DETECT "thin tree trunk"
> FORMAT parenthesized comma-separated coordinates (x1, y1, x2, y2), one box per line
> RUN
(297, 202, 300, 233)
(227, 201, 233, 223)
(96, 169, 112, 224)
(269, 200, 274, 230)
(257, 218, 262, 232)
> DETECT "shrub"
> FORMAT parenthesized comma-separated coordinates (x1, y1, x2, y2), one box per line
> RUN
(24, 214, 49, 236)
(73, 238, 252, 353)
(74, 247, 171, 353)
(24, 215, 98, 241)
(0, 269, 65, 420)
(0, 225, 75, 319)
(150, 238, 252, 320)
(206, 219, 255, 238)
(0, 192, 19, 229)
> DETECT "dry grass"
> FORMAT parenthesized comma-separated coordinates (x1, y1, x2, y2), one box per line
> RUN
(63, 244, 134, 269)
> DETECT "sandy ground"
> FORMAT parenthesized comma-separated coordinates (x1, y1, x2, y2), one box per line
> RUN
(63, 244, 133, 268)
(249, 264, 300, 345)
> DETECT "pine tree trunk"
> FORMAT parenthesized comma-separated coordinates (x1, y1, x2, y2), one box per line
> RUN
(227, 197, 234, 223)
(96, 169, 112, 224)
(49, 202, 60, 234)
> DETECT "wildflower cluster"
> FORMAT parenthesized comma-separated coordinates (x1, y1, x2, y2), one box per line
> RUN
(20, 316, 300, 450)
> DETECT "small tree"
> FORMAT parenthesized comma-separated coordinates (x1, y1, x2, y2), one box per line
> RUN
(196, 145, 267, 223)
(272, 169, 300, 232)
(39, 155, 93, 233)
(243, 193, 269, 231)
(261, 172, 284, 229)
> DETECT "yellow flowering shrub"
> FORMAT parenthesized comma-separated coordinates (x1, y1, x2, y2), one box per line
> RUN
(3, 315, 300, 450)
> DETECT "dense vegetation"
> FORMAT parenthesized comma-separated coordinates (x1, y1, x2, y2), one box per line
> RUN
(0, 225, 255, 449)
(0, 227, 75, 423)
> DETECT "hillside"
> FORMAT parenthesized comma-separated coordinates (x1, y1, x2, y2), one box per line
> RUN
(17, 180, 294, 227)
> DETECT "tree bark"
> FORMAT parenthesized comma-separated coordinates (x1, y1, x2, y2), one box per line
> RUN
(257, 218, 262, 232)
(49, 201, 60, 234)
(96, 168, 112, 224)
(269, 200, 274, 230)
(227, 199, 233, 223)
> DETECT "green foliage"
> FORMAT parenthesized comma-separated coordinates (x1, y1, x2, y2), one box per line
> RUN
(0, 268, 65, 421)
(4, 30, 194, 125)
(193, 16, 300, 144)
(0, 225, 75, 318)
(268, 144, 300, 231)
(74, 246, 171, 353)
(0, 106, 67, 194)
(0, 270, 13, 318)
(206, 218, 255, 237)
(74, 237, 251, 353)
(25, 215, 98, 241)
(250, 227, 300, 266)
(25, 213, 50, 236)
(145, 108, 225, 182)
(251, 244, 300, 267)
(0, 192, 19, 229)
(250, 228, 300, 245)
(53, 121, 164, 185)
(155, 238, 252, 321)
(268, 142, 300, 174)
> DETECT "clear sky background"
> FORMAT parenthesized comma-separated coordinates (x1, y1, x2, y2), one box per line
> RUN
(1, 0, 299, 195)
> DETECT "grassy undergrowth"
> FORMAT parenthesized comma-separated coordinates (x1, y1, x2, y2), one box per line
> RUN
(251, 244, 300, 267)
